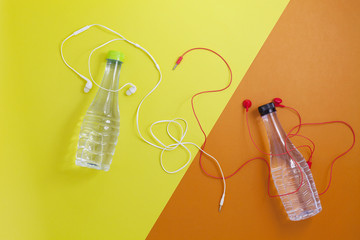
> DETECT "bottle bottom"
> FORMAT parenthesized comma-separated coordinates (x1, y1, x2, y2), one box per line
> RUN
(288, 207, 322, 221)
(75, 158, 110, 171)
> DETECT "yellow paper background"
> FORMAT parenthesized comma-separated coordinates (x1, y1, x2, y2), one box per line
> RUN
(0, 0, 288, 239)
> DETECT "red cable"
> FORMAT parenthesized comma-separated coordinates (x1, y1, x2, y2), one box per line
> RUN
(208, 106, 355, 197)
(174, 48, 233, 179)
(284, 120, 356, 195)
(244, 106, 355, 196)
(283, 105, 302, 135)
(175, 49, 356, 198)
(246, 110, 305, 197)
(176, 48, 306, 197)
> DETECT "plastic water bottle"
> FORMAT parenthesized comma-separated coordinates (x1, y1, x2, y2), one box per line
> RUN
(258, 102, 322, 221)
(75, 51, 124, 171)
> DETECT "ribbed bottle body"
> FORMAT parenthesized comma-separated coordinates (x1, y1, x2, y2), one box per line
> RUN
(262, 112, 322, 221)
(76, 59, 121, 171)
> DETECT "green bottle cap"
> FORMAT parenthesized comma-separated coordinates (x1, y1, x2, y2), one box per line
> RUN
(107, 50, 125, 62)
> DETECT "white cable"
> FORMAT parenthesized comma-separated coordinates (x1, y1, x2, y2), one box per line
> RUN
(60, 25, 137, 93)
(60, 24, 226, 211)
(61, 34, 93, 92)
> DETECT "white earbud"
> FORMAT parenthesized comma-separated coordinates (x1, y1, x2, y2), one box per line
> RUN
(77, 73, 92, 93)
(84, 81, 93, 93)
(61, 24, 226, 211)
(126, 86, 137, 96)
(61, 26, 139, 94)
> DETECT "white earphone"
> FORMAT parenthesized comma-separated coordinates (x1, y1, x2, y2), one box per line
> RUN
(60, 24, 226, 211)
(126, 86, 137, 96)
(84, 81, 92, 93)
(60, 24, 137, 95)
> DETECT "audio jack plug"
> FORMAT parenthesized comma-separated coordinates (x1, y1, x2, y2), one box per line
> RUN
(219, 193, 225, 212)
(173, 56, 183, 70)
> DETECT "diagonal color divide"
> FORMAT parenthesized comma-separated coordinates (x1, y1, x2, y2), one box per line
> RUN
(0, 0, 289, 239)
(147, 0, 360, 239)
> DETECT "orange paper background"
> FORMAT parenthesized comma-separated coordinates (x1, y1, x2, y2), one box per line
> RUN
(147, 0, 360, 239)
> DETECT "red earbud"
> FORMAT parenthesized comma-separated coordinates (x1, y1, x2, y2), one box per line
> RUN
(273, 98, 284, 107)
(243, 99, 252, 112)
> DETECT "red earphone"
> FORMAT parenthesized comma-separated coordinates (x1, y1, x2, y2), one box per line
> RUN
(176, 46, 354, 208)
(242, 99, 252, 112)
(242, 98, 284, 111)
(237, 97, 355, 196)
(179, 47, 354, 200)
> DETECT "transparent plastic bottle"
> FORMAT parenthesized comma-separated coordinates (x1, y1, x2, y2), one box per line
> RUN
(258, 102, 322, 221)
(75, 51, 124, 171)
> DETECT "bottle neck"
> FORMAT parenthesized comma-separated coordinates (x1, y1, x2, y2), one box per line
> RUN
(261, 111, 287, 147)
(88, 59, 122, 117)
(261, 106, 306, 173)
(100, 59, 122, 90)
